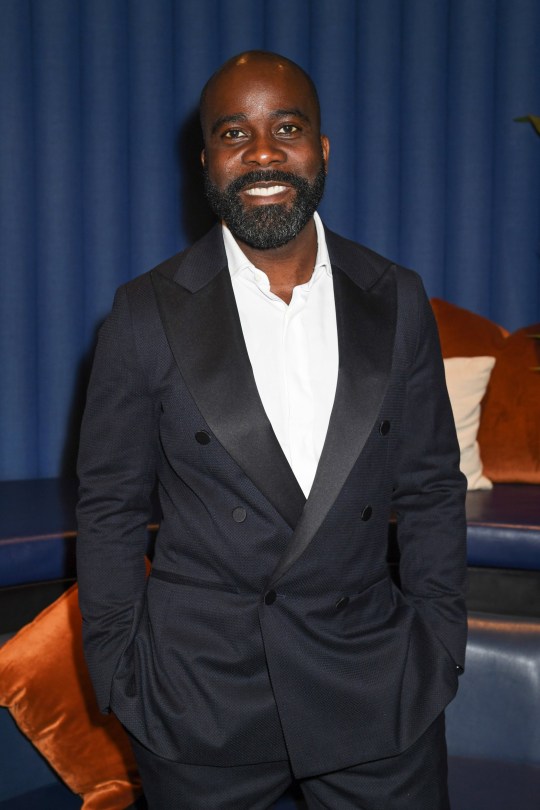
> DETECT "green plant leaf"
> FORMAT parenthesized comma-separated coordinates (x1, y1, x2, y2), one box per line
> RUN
(514, 115, 540, 136)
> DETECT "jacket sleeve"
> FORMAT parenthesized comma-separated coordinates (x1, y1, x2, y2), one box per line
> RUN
(76, 284, 158, 712)
(391, 275, 468, 670)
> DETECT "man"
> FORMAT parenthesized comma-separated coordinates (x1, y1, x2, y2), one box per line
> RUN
(77, 51, 467, 809)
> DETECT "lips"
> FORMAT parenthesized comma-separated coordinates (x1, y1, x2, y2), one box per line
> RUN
(228, 170, 300, 198)
(244, 184, 289, 197)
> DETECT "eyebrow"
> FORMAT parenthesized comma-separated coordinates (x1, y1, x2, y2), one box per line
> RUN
(270, 108, 310, 124)
(210, 107, 311, 135)
(211, 113, 248, 135)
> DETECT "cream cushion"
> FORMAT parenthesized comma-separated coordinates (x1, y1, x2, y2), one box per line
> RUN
(444, 356, 496, 490)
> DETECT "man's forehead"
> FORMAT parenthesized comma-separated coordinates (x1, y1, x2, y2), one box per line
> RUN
(210, 62, 308, 101)
(213, 51, 305, 83)
(200, 52, 320, 130)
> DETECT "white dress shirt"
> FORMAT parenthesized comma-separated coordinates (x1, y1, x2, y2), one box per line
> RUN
(223, 212, 339, 497)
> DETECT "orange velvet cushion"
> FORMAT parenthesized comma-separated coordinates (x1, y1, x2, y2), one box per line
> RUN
(430, 298, 508, 357)
(431, 298, 540, 483)
(0, 584, 142, 809)
(478, 324, 540, 483)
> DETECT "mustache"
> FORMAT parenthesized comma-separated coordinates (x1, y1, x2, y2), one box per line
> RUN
(226, 169, 308, 195)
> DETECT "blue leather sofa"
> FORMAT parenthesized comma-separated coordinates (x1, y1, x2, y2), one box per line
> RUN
(446, 612, 540, 810)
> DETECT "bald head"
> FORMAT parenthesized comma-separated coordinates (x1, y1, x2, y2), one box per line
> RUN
(199, 50, 321, 141)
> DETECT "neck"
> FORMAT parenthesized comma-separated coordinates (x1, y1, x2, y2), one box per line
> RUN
(236, 218, 318, 304)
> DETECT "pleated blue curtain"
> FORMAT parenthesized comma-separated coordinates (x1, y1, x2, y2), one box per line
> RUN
(1, 0, 539, 480)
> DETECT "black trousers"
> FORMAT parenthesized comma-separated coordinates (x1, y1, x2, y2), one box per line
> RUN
(128, 714, 450, 810)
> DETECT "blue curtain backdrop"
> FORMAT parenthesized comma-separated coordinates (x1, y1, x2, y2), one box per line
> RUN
(1, 0, 539, 481)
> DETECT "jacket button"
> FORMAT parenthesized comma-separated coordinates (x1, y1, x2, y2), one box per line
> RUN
(232, 507, 247, 523)
(264, 590, 277, 605)
(195, 431, 211, 444)
(379, 420, 390, 436)
(361, 505, 372, 521)
(335, 596, 349, 611)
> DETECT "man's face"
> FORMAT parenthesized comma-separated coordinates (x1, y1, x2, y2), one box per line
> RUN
(201, 57, 329, 250)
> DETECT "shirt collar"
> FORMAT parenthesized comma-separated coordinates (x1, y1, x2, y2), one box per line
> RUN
(222, 212, 332, 285)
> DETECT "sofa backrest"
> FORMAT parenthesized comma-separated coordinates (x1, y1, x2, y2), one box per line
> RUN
(431, 298, 540, 485)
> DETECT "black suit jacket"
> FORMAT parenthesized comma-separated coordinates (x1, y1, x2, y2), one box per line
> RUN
(77, 223, 467, 778)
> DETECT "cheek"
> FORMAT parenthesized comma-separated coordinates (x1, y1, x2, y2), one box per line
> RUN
(206, 155, 241, 189)
(288, 144, 325, 174)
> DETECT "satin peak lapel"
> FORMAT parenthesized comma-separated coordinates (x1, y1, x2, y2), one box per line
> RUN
(268, 260, 397, 587)
(151, 233, 305, 530)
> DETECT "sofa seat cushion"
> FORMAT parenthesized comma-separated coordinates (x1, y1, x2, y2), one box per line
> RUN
(466, 485, 540, 570)
(448, 756, 540, 810)
(445, 611, 540, 809)
(446, 612, 540, 762)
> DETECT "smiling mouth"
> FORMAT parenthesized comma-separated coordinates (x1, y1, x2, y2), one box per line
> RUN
(243, 183, 290, 198)
(242, 178, 292, 198)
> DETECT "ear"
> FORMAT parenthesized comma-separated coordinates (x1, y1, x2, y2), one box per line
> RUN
(320, 135, 330, 171)
(200, 148, 206, 168)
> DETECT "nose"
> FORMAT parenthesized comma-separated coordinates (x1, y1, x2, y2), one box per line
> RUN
(242, 133, 286, 167)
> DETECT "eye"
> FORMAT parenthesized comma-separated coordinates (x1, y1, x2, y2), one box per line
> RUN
(277, 124, 300, 135)
(222, 128, 247, 140)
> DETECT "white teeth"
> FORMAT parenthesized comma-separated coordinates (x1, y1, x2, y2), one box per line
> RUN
(245, 185, 287, 197)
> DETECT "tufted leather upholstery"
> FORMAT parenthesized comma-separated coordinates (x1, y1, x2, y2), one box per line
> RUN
(446, 612, 540, 809)
(466, 485, 540, 571)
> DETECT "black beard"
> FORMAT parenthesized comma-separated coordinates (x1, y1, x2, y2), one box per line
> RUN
(203, 165, 326, 250)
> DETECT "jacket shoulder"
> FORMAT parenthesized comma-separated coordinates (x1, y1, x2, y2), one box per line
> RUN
(121, 249, 187, 297)
(324, 226, 421, 292)
(115, 222, 222, 300)
(152, 224, 226, 293)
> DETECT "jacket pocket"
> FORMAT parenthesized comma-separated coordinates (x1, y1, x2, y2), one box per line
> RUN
(339, 575, 395, 637)
(151, 568, 239, 594)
